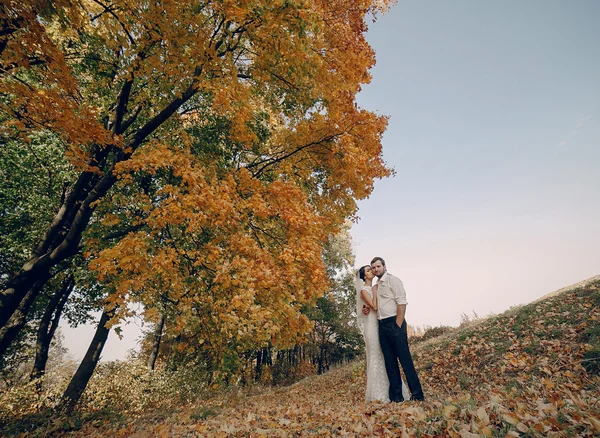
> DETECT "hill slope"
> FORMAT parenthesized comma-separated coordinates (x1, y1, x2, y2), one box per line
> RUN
(31, 277, 600, 436)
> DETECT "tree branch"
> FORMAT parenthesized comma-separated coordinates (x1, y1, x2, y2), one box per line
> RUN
(128, 65, 202, 151)
(113, 77, 133, 134)
(90, 0, 135, 46)
(247, 133, 342, 179)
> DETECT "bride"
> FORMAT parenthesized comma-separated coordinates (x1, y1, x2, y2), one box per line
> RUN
(357, 265, 409, 403)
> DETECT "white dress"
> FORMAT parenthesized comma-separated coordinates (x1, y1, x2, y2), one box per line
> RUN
(361, 285, 410, 403)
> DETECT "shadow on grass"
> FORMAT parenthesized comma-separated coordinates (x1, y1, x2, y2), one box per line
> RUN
(0, 406, 125, 437)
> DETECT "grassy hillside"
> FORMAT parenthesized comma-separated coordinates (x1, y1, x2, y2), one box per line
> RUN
(6, 276, 600, 437)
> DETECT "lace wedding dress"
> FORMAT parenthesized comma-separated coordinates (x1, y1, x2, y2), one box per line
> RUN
(361, 285, 410, 403)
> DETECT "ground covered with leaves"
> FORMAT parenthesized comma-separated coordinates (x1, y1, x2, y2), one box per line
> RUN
(5, 277, 600, 437)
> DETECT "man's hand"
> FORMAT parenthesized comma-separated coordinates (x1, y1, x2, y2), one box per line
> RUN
(396, 304, 406, 327)
(362, 305, 371, 316)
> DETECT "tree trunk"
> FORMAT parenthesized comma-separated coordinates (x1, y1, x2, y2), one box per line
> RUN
(0, 55, 206, 355)
(0, 168, 118, 360)
(255, 349, 262, 380)
(147, 312, 165, 370)
(0, 56, 205, 353)
(0, 169, 111, 328)
(30, 275, 75, 381)
(58, 308, 114, 414)
(318, 345, 326, 374)
(0, 273, 51, 358)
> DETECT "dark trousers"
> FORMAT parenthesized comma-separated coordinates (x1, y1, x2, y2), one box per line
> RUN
(378, 316, 424, 401)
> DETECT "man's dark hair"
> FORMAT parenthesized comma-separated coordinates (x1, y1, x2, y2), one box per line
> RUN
(358, 265, 370, 282)
(370, 257, 386, 266)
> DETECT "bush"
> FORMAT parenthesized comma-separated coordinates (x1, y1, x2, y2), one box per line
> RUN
(0, 358, 212, 433)
(80, 359, 213, 413)
(412, 325, 453, 344)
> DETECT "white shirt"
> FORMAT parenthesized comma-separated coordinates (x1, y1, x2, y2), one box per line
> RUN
(376, 272, 408, 320)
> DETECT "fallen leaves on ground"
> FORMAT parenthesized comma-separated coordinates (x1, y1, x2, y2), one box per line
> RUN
(35, 278, 600, 436)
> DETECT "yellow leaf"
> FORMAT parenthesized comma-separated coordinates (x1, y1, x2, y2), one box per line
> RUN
(479, 426, 493, 437)
(404, 406, 427, 421)
(476, 406, 490, 426)
(444, 404, 458, 418)
(516, 422, 529, 433)
(503, 414, 519, 426)
(458, 431, 480, 438)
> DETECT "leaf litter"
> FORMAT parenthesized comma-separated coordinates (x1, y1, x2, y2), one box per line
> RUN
(38, 277, 600, 437)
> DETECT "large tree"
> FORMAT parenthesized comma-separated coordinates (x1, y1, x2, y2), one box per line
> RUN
(0, 0, 393, 359)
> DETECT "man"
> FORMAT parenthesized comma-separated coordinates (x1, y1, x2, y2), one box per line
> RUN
(370, 256, 424, 402)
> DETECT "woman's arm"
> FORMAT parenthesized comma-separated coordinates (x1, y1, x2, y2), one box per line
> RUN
(360, 288, 378, 311)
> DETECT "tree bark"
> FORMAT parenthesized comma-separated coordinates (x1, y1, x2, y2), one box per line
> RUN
(0, 169, 106, 328)
(0, 273, 51, 358)
(255, 349, 262, 381)
(263, 347, 271, 366)
(58, 308, 114, 414)
(30, 275, 75, 381)
(146, 312, 165, 370)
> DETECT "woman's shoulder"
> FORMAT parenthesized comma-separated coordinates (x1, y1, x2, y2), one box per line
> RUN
(361, 285, 372, 291)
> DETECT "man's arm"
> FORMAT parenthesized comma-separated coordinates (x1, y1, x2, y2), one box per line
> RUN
(396, 304, 406, 326)
(391, 276, 408, 325)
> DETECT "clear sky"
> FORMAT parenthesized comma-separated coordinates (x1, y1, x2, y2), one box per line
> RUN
(351, 0, 600, 328)
(61, 0, 600, 361)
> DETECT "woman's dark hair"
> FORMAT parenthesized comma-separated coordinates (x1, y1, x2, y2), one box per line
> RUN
(358, 265, 370, 282)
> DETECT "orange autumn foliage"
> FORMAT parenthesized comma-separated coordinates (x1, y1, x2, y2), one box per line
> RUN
(2, 0, 394, 362)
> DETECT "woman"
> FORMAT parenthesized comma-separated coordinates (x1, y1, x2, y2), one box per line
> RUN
(356, 265, 409, 403)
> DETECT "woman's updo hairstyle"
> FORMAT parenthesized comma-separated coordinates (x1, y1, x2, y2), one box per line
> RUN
(358, 265, 370, 282)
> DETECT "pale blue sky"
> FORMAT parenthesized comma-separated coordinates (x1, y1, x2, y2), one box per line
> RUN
(63, 1, 600, 360)
(352, 0, 600, 327)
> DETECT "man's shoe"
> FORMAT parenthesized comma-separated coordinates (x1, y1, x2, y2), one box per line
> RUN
(410, 396, 425, 402)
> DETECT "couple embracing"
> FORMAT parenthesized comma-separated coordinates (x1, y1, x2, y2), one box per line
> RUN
(356, 257, 425, 403)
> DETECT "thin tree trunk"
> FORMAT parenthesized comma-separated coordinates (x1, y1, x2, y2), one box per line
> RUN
(0, 274, 51, 358)
(318, 347, 323, 374)
(255, 349, 262, 381)
(30, 275, 75, 381)
(147, 312, 165, 370)
(58, 308, 114, 414)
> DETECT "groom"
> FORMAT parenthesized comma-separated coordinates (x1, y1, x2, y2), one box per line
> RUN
(371, 257, 424, 402)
